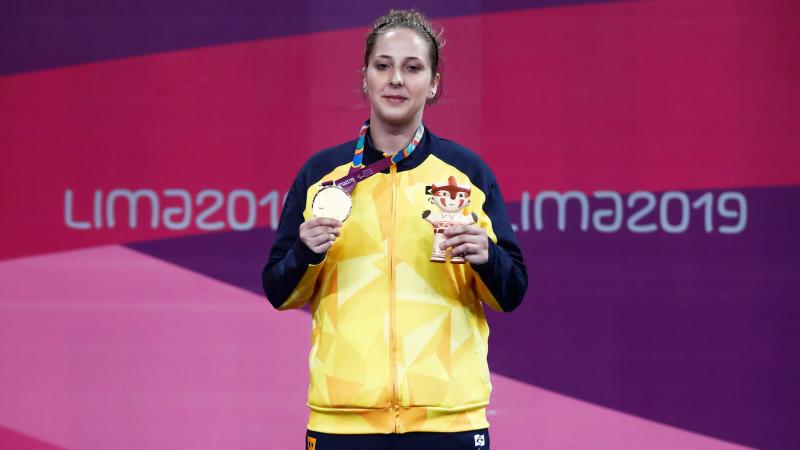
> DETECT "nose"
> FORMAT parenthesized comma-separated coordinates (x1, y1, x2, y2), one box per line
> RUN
(389, 68, 404, 87)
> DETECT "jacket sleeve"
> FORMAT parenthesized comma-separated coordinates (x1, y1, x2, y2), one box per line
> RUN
(261, 173, 326, 310)
(470, 178, 528, 312)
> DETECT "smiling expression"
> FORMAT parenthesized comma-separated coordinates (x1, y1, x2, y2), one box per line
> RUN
(364, 28, 440, 128)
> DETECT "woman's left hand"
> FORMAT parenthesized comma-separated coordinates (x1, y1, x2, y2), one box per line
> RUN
(441, 225, 489, 265)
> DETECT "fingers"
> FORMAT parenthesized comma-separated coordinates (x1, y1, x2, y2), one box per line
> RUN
(440, 226, 486, 249)
(302, 217, 343, 230)
(306, 234, 337, 253)
(440, 225, 489, 264)
(463, 252, 488, 265)
(306, 226, 340, 239)
(300, 217, 342, 237)
(307, 230, 337, 246)
(448, 241, 489, 264)
(300, 217, 343, 254)
(443, 224, 482, 237)
(450, 242, 480, 256)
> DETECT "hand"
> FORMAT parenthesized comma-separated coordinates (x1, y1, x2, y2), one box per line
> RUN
(441, 224, 489, 265)
(299, 217, 342, 254)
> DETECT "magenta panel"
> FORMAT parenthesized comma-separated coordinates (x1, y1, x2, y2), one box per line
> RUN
(1, 1, 798, 448)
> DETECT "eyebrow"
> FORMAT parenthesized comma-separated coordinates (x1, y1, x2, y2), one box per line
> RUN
(374, 55, 424, 63)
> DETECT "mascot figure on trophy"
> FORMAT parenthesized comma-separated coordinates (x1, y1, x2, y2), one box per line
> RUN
(422, 176, 479, 264)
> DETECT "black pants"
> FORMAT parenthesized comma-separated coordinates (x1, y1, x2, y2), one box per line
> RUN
(306, 429, 490, 450)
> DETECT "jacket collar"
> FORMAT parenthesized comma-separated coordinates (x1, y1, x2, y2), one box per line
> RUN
(362, 125, 434, 173)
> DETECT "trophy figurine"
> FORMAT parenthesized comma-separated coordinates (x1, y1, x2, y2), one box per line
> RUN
(422, 176, 478, 264)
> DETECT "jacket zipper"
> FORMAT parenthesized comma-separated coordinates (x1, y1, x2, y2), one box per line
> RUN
(388, 163, 399, 431)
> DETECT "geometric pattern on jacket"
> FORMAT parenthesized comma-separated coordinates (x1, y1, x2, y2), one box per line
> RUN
(262, 127, 527, 434)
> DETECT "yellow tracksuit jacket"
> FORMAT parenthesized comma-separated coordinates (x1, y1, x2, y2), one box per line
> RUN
(262, 127, 527, 434)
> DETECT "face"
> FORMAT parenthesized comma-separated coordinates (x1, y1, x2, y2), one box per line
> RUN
(364, 28, 440, 128)
(432, 188, 471, 212)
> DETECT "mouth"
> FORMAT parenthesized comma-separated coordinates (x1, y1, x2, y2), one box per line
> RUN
(382, 95, 408, 104)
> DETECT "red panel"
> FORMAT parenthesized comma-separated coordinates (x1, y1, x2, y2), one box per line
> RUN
(469, 0, 799, 195)
(1, 0, 797, 259)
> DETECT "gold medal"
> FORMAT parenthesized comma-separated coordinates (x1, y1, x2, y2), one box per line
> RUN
(312, 121, 423, 223)
(311, 185, 352, 222)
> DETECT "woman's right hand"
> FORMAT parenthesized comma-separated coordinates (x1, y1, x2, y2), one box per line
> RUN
(299, 217, 342, 254)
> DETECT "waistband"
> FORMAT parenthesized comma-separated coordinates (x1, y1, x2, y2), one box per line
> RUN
(307, 403, 489, 434)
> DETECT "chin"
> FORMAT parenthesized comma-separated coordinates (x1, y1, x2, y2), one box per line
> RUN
(373, 107, 421, 127)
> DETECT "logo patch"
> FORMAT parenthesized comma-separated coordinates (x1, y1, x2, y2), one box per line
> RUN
(474, 433, 486, 447)
(307, 436, 316, 450)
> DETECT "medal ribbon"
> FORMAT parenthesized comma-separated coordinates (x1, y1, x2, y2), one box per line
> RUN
(321, 121, 424, 195)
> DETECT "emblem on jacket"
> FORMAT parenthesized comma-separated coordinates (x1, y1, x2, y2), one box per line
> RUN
(422, 176, 478, 264)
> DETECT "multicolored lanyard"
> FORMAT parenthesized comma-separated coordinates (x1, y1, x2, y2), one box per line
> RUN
(322, 121, 425, 195)
(352, 121, 424, 167)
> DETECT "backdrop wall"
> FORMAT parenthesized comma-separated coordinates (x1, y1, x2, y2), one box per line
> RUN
(1, 1, 797, 449)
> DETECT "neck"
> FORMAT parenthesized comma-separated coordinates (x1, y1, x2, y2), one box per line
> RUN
(368, 116, 421, 154)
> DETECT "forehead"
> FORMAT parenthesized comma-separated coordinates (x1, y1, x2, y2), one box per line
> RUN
(371, 28, 430, 63)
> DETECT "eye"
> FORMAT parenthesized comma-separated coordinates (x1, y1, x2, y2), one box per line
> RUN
(406, 65, 422, 73)
(456, 192, 466, 199)
(436, 191, 447, 197)
(374, 63, 390, 71)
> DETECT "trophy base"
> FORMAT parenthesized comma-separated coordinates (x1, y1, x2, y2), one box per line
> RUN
(449, 257, 466, 264)
(430, 256, 446, 263)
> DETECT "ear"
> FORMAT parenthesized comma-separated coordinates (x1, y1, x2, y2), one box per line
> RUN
(361, 67, 368, 93)
(428, 72, 441, 98)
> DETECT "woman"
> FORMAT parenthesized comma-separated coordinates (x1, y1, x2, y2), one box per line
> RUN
(263, 10, 527, 450)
